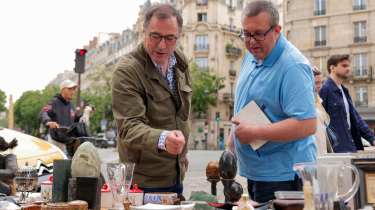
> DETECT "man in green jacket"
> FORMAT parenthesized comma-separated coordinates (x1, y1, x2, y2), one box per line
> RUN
(112, 3, 191, 196)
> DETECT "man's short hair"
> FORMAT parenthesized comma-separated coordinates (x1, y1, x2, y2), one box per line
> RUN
(242, 0, 279, 27)
(143, 3, 183, 32)
(327, 54, 350, 74)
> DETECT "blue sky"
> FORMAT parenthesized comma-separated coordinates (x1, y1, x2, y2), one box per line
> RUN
(0, 0, 147, 103)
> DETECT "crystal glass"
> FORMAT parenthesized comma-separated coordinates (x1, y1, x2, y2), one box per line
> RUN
(123, 162, 135, 199)
(103, 163, 126, 210)
(102, 162, 135, 210)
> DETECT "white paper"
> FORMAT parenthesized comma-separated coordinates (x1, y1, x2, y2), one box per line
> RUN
(233, 101, 271, 150)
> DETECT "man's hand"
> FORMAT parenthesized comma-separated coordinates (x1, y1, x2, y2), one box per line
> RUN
(165, 130, 186, 155)
(232, 118, 259, 144)
(46, 121, 59, 129)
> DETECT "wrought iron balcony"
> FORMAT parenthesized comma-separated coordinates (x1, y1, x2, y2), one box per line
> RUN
(353, 4, 366, 10)
(355, 101, 368, 108)
(314, 9, 326, 16)
(229, 69, 236, 78)
(194, 44, 209, 52)
(314, 40, 327, 47)
(222, 93, 233, 102)
(349, 66, 372, 82)
(225, 44, 242, 59)
(354, 36, 367, 43)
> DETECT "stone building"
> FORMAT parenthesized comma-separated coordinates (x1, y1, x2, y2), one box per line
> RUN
(283, 0, 375, 131)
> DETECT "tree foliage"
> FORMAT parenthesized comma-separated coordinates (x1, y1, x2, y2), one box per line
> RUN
(13, 86, 59, 135)
(81, 64, 114, 133)
(0, 89, 6, 113)
(190, 63, 225, 118)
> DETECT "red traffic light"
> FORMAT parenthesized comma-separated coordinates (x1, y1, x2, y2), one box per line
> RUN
(78, 49, 87, 56)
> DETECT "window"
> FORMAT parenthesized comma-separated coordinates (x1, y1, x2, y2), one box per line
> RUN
(229, 17, 235, 32)
(226, 0, 236, 9)
(195, 35, 209, 51)
(197, 13, 207, 22)
(195, 57, 208, 69)
(355, 86, 368, 107)
(354, 21, 367, 43)
(353, 53, 368, 77)
(197, 0, 208, 6)
(315, 56, 328, 75)
(314, 0, 326, 15)
(353, 0, 366, 10)
(314, 25, 327, 47)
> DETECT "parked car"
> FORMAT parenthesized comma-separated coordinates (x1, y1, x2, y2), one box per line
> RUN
(0, 128, 67, 183)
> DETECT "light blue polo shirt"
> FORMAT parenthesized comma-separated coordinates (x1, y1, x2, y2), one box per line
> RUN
(234, 34, 317, 182)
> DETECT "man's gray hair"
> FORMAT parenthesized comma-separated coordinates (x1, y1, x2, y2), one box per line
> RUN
(242, 1, 279, 27)
(143, 3, 183, 32)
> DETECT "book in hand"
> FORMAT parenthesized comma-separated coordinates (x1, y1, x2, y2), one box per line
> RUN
(233, 101, 271, 150)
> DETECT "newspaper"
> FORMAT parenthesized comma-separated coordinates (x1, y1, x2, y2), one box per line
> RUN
(233, 101, 271, 150)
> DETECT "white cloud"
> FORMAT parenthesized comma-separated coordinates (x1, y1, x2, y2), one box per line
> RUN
(0, 0, 145, 103)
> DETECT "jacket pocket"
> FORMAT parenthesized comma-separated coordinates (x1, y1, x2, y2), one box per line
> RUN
(179, 85, 192, 121)
(146, 89, 176, 127)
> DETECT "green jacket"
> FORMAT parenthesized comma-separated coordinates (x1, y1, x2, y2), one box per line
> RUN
(112, 43, 192, 188)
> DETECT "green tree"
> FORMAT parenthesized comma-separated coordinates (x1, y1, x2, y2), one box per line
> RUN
(82, 64, 114, 133)
(191, 63, 225, 118)
(0, 89, 6, 113)
(14, 85, 59, 135)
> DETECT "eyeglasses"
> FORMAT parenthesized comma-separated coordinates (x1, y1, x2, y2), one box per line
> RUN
(148, 32, 178, 45)
(239, 26, 275, 42)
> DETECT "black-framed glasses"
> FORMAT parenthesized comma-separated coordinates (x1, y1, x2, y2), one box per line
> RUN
(148, 32, 178, 45)
(239, 26, 275, 42)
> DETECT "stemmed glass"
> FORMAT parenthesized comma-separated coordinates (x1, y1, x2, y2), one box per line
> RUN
(123, 162, 135, 200)
(102, 162, 135, 210)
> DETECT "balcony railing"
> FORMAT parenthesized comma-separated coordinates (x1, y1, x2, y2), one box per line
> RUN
(353, 4, 366, 10)
(314, 40, 327, 47)
(355, 101, 368, 107)
(194, 44, 209, 52)
(314, 9, 326, 16)
(196, 0, 208, 6)
(222, 93, 233, 102)
(354, 36, 367, 43)
(350, 66, 372, 81)
(225, 45, 242, 59)
(229, 69, 236, 78)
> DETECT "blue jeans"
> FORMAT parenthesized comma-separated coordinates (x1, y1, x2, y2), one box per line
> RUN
(140, 183, 183, 195)
(247, 175, 302, 203)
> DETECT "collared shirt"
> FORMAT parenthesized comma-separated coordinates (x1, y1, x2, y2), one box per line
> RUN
(338, 85, 351, 129)
(153, 55, 178, 99)
(153, 55, 177, 150)
(234, 34, 317, 182)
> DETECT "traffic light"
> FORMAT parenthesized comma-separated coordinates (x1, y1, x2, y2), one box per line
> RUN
(74, 49, 87, 73)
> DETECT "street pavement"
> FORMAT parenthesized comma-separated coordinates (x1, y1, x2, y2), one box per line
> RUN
(97, 148, 247, 202)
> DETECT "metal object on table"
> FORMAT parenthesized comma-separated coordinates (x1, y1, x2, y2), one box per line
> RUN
(14, 162, 38, 203)
(205, 151, 243, 204)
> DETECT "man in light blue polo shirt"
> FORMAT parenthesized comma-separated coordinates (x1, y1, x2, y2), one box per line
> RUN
(229, 1, 317, 203)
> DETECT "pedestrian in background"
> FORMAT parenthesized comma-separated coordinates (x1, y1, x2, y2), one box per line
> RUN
(319, 54, 375, 152)
(40, 79, 79, 156)
(313, 67, 332, 155)
(112, 3, 191, 197)
(229, 0, 317, 203)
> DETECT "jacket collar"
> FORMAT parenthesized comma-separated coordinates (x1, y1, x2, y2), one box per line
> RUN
(56, 94, 69, 105)
(133, 43, 187, 72)
(326, 77, 351, 99)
